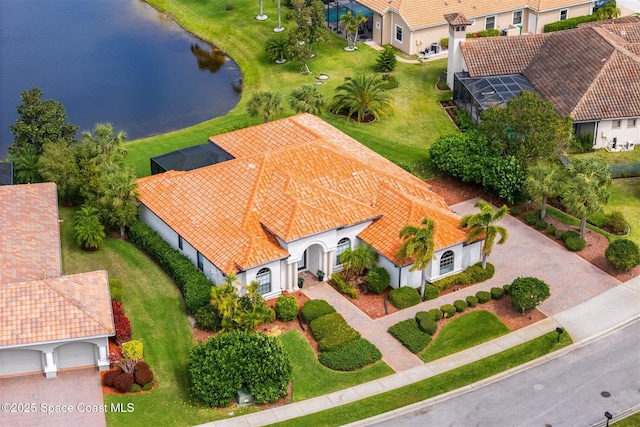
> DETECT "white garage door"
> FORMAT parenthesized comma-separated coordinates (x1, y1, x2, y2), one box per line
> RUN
(0, 349, 43, 376)
(56, 342, 95, 369)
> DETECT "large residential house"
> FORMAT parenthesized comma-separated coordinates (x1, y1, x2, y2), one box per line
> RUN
(447, 14, 640, 150)
(0, 183, 114, 378)
(137, 114, 482, 299)
(354, 0, 593, 55)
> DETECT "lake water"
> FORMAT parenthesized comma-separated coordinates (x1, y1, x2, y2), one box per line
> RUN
(0, 0, 242, 159)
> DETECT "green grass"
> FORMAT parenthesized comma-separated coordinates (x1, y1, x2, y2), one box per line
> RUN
(605, 178, 640, 245)
(574, 147, 640, 165)
(420, 311, 510, 363)
(613, 411, 640, 426)
(545, 205, 619, 242)
(270, 331, 573, 427)
(279, 330, 394, 402)
(123, 0, 455, 178)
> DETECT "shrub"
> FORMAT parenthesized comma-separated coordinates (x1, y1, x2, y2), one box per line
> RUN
(318, 338, 382, 371)
(381, 73, 399, 90)
(587, 212, 608, 228)
(122, 340, 144, 361)
(415, 311, 435, 323)
(503, 284, 511, 295)
(545, 225, 556, 235)
(113, 372, 135, 393)
(605, 239, 640, 271)
(111, 301, 131, 344)
(330, 273, 358, 299)
(510, 277, 551, 314)
(491, 287, 505, 300)
(388, 319, 431, 353)
(571, 133, 595, 153)
(465, 262, 495, 282)
(310, 312, 360, 352)
(275, 295, 298, 321)
(510, 207, 521, 216)
(453, 299, 468, 312)
(524, 213, 539, 225)
(142, 382, 154, 391)
(565, 236, 586, 252)
(195, 305, 222, 331)
(466, 295, 478, 307)
(440, 303, 456, 318)
(103, 369, 123, 387)
(606, 211, 628, 235)
(476, 291, 491, 304)
(130, 383, 141, 393)
(134, 364, 154, 386)
(439, 37, 448, 50)
(560, 230, 580, 242)
(535, 220, 548, 230)
(429, 308, 444, 321)
(109, 278, 124, 302)
(189, 331, 292, 406)
(423, 284, 440, 300)
(555, 229, 564, 239)
(389, 287, 421, 309)
(301, 300, 336, 324)
(454, 109, 476, 132)
(544, 14, 598, 32)
(418, 318, 438, 335)
(367, 267, 391, 294)
(375, 47, 397, 73)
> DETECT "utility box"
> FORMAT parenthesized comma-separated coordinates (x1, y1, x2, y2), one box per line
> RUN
(235, 389, 254, 407)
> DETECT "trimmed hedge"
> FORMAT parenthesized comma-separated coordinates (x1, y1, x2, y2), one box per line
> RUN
(565, 236, 586, 252)
(318, 338, 382, 371)
(476, 291, 491, 304)
(310, 312, 361, 352)
(544, 14, 598, 32)
(524, 213, 539, 225)
(440, 303, 456, 318)
(301, 299, 336, 324)
(605, 239, 640, 271)
(275, 295, 298, 321)
(466, 295, 478, 307)
(503, 284, 511, 295)
(418, 318, 438, 335)
(491, 287, 505, 300)
(367, 267, 391, 294)
(109, 278, 124, 302)
(330, 273, 358, 299)
(388, 319, 431, 354)
(453, 299, 468, 312)
(433, 262, 495, 291)
(389, 286, 421, 309)
(535, 220, 548, 230)
(423, 284, 440, 300)
(545, 225, 556, 236)
(560, 230, 580, 242)
(128, 221, 212, 314)
(429, 308, 444, 321)
(415, 311, 435, 323)
(607, 211, 628, 235)
(195, 305, 222, 331)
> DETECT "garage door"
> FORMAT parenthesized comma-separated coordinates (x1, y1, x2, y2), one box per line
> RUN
(56, 342, 95, 369)
(0, 349, 43, 376)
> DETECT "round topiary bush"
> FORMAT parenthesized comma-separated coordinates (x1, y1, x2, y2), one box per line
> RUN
(103, 369, 123, 387)
(561, 230, 580, 242)
(389, 287, 421, 309)
(195, 305, 222, 331)
(565, 236, 586, 252)
(510, 277, 550, 314)
(415, 311, 435, 323)
(606, 211, 628, 235)
(605, 239, 640, 271)
(189, 331, 292, 406)
(113, 372, 135, 393)
(545, 225, 556, 235)
(524, 213, 539, 225)
(453, 299, 468, 312)
(476, 291, 491, 304)
(302, 299, 336, 324)
(503, 284, 511, 295)
(275, 295, 299, 321)
(491, 287, 505, 300)
(535, 220, 548, 230)
(465, 295, 478, 307)
(109, 278, 125, 302)
(130, 383, 142, 393)
(428, 308, 444, 321)
(440, 304, 456, 318)
(418, 318, 438, 335)
(134, 363, 154, 386)
(423, 284, 440, 300)
(367, 267, 391, 294)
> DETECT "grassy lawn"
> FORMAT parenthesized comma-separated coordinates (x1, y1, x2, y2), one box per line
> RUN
(606, 178, 640, 245)
(279, 330, 394, 402)
(124, 0, 455, 178)
(545, 206, 620, 242)
(420, 311, 510, 363)
(270, 331, 573, 427)
(614, 412, 640, 426)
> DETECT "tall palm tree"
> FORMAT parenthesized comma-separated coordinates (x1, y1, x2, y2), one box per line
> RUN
(339, 11, 367, 48)
(97, 162, 139, 236)
(289, 85, 325, 114)
(562, 158, 611, 238)
(524, 160, 566, 220)
(459, 200, 509, 269)
(74, 206, 106, 250)
(396, 218, 435, 296)
(246, 91, 284, 122)
(339, 244, 378, 279)
(330, 74, 394, 123)
(273, 0, 284, 32)
(81, 122, 127, 166)
(595, 0, 620, 19)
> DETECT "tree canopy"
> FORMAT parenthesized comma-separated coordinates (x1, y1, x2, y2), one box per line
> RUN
(459, 200, 509, 269)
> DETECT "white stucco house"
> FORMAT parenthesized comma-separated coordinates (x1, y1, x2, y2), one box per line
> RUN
(446, 13, 640, 150)
(0, 183, 114, 378)
(137, 114, 482, 299)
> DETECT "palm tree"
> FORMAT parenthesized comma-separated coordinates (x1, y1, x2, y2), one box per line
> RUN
(562, 158, 611, 239)
(265, 36, 290, 63)
(595, 0, 620, 19)
(339, 244, 378, 279)
(339, 11, 366, 48)
(96, 162, 139, 236)
(9, 144, 41, 184)
(524, 160, 566, 220)
(74, 206, 106, 250)
(330, 74, 394, 122)
(273, 0, 284, 32)
(256, 0, 268, 20)
(459, 200, 509, 269)
(81, 123, 127, 166)
(395, 218, 435, 296)
(246, 91, 284, 122)
(289, 85, 325, 114)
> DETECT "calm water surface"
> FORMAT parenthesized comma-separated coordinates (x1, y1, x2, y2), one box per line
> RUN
(0, 0, 242, 159)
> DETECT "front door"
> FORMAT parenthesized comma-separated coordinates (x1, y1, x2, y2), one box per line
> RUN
(297, 250, 307, 271)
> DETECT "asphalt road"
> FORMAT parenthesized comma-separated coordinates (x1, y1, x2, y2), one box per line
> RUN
(368, 320, 640, 427)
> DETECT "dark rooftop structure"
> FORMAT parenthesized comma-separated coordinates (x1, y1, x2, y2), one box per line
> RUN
(0, 162, 13, 186)
(150, 143, 233, 175)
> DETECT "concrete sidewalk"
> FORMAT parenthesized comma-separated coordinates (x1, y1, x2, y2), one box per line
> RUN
(202, 276, 640, 427)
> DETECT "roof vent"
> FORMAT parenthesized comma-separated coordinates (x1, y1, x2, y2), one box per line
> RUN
(351, 171, 358, 177)
(247, 163, 256, 169)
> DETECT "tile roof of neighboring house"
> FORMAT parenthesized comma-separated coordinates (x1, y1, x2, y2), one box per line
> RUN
(0, 271, 114, 348)
(0, 183, 62, 285)
(460, 20, 640, 121)
(138, 114, 467, 273)
(357, 0, 589, 30)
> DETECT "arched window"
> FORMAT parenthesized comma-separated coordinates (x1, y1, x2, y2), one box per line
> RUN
(256, 268, 271, 294)
(439, 251, 454, 275)
(336, 238, 350, 265)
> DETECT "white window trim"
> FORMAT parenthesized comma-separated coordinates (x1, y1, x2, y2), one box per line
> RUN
(394, 24, 403, 43)
(627, 119, 637, 128)
(612, 120, 621, 129)
(336, 238, 351, 266)
(256, 268, 271, 294)
(559, 9, 568, 20)
(485, 15, 496, 30)
(470, 18, 476, 26)
(512, 10, 523, 25)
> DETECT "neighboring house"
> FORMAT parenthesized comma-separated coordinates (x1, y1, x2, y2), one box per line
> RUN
(447, 14, 640, 150)
(137, 114, 482, 299)
(353, 0, 592, 55)
(0, 183, 114, 378)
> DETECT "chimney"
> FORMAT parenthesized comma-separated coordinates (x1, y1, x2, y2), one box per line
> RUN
(444, 13, 472, 90)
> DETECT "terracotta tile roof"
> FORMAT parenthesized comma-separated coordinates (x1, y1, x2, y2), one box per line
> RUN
(0, 183, 62, 285)
(138, 114, 466, 274)
(0, 271, 114, 348)
(445, 13, 472, 26)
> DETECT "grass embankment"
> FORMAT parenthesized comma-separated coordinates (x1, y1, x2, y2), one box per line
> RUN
(126, 0, 455, 178)
(420, 311, 510, 363)
(606, 178, 640, 245)
(270, 331, 573, 427)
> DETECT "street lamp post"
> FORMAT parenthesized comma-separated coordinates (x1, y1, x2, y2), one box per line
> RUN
(555, 327, 564, 343)
(605, 411, 613, 427)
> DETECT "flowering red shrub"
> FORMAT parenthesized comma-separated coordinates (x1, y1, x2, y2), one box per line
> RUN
(112, 301, 131, 344)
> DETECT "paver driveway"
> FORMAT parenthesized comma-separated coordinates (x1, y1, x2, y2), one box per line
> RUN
(0, 368, 106, 427)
